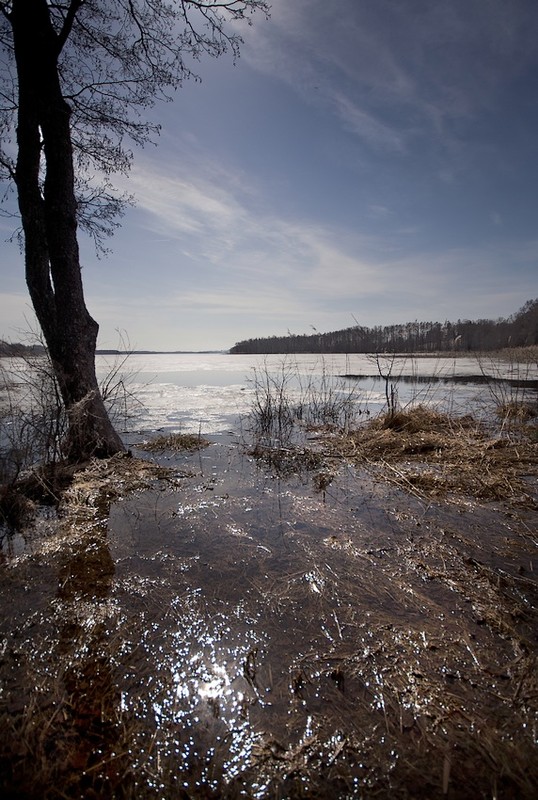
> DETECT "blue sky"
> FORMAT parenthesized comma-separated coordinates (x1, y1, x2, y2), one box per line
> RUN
(2, 0, 538, 350)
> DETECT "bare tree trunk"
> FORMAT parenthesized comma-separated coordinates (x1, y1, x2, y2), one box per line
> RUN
(11, 0, 125, 461)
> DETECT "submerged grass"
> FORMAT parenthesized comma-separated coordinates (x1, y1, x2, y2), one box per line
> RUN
(138, 431, 211, 453)
(1, 444, 537, 798)
(1, 364, 537, 798)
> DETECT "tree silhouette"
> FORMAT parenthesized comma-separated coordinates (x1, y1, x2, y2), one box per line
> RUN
(230, 299, 538, 355)
(0, 0, 268, 460)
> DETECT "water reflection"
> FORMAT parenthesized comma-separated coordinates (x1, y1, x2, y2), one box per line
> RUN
(102, 438, 537, 796)
(55, 526, 122, 796)
(103, 454, 415, 793)
(1, 430, 536, 797)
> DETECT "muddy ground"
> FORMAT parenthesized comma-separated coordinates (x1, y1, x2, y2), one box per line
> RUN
(0, 409, 537, 799)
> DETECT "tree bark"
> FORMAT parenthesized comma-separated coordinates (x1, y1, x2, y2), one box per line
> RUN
(11, 0, 125, 461)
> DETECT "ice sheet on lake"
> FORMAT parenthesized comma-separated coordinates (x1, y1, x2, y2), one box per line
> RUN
(123, 382, 256, 435)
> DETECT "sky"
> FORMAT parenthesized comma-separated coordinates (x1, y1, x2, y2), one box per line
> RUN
(1, 0, 538, 351)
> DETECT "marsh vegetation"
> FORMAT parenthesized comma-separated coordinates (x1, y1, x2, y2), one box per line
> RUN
(0, 352, 537, 798)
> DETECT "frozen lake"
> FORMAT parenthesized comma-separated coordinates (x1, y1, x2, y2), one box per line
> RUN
(93, 351, 538, 437)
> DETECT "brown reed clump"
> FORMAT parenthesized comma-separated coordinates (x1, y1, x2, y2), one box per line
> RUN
(327, 404, 538, 506)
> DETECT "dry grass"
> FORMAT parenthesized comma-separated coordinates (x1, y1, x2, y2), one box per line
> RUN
(496, 398, 538, 421)
(326, 404, 538, 506)
(490, 344, 538, 363)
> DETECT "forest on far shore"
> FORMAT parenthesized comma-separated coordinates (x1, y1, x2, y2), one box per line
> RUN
(230, 298, 538, 355)
(0, 341, 45, 358)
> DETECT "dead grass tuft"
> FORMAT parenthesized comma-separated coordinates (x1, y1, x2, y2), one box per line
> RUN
(497, 398, 538, 421)
(492, 344, 538, 363)
(380, 404, 456, 434)
(60, 452, 177, 521)
(326, 404, 537, 505)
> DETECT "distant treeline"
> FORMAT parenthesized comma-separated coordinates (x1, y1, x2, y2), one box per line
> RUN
(230, 299, 538, 355)
(0, 341, 45, 357)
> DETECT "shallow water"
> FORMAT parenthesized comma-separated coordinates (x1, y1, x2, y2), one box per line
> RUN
(1, 431, 537, 797)
(1, 352, 537, 796)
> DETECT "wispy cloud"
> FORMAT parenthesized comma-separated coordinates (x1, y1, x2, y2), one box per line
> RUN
(122, 152, 386, 296)
(110, 147, 538, 346)
(125, 170, 244, 241)
(242, 0, 538, 157)
(331, 93, 405, 153)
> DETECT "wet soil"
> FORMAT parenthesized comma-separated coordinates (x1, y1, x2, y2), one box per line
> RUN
(0, 424, 537, 799)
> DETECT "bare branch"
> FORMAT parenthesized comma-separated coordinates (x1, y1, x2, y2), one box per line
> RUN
(56, 0, 86, 55)
(2, 0, 270, 236)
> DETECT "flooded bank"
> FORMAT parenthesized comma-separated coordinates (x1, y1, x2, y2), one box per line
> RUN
(0, 415, 537, 798)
